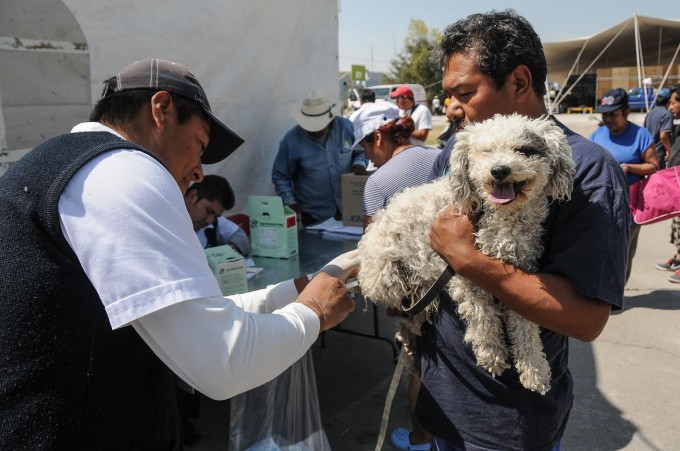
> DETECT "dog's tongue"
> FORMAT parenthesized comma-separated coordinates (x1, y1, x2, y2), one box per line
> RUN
(488, 182, 515, 204)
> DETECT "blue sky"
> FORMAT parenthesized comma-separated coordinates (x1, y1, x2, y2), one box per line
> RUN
(338, 0, 679, 73)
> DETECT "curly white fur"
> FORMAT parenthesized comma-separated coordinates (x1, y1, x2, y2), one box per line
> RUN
(358, 114, 575, 395)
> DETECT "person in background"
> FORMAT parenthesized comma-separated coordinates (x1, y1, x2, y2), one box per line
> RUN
(349, 88, 376, 121)
(643, 91, 673, 169)
(184, 174, 251, 257)
(272, 89, 367, 226)
(390, 85, 433, 146)
(656, 85, 680, 282)
(418, 10, 628, 451)
(590, 87, 658, 284)
(0, 59, 359, 449)
(433, 100, 459, 157)
(351, 102, 440, 450)
(431, 96, 441, 115)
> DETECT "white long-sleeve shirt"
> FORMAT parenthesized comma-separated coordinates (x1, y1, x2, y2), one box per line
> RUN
(58, 122, 319, 400)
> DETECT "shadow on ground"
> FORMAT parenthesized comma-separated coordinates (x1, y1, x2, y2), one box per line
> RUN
(620, 289, 680, 311)
(564, 339, 637, 451)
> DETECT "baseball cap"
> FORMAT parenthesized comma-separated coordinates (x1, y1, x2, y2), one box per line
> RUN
(350, 102, 400, 150)
(595, 88, 628, 113)
(105, 58, 244, 164)
(390, 85, 414, 99)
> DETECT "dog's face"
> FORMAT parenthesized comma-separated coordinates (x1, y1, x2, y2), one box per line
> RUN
(467, 129, 552, 210)
(449, 114, 574, 213)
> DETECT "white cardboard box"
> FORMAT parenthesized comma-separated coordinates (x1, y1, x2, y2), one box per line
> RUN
(248, 195, 299, 259)
(341, 173, 369, 227)
(204, 244, 248, 295)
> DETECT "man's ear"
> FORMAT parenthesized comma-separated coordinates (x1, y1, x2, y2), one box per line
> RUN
(150, 91, 173, 130)
(185, 187, 198, 204)
(509, 65, 533, 103)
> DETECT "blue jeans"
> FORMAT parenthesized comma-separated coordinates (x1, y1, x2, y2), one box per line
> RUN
(435, 438, 561, 451)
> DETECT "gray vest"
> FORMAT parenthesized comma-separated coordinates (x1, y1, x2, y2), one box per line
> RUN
(0, 132, 181, 450)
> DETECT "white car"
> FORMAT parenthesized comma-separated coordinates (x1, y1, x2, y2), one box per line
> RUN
(366, 83, 429, 108)
(346, 83, 429, 114)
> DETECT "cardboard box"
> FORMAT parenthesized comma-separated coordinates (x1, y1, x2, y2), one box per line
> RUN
(248, 195, 299, 259)
(341, 173, 369, 227)
(204, 244, 248, 295)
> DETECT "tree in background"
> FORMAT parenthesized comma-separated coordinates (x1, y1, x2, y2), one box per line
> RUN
(384, 19, 444, 101)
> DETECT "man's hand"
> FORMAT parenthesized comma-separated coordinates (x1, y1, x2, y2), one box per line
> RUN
(352, 164, 368, 175)
(296, 273, 355, 331)
(430, 205, 478, 273)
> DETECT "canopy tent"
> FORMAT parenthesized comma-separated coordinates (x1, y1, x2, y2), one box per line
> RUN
(544, 14, 680, 113)
(0, 0, 340, 215)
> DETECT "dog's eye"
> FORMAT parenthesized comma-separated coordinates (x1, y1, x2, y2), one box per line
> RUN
(516, 146, 542, 157)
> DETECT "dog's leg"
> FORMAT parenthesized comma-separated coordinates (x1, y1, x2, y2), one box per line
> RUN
(395, 322, 421, 377)
(453, 281, 510, 376)
(504, 309, 551, 394)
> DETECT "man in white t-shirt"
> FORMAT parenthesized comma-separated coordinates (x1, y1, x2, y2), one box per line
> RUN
(0, 58, 359, 449)
(390, 85, 433, 146)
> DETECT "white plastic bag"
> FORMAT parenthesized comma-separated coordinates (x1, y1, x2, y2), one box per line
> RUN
(229, 351, 330, 451)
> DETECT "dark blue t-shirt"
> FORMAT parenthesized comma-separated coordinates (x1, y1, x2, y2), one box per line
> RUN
(643, 105, 673, 154)
(416, 119, 629, 450)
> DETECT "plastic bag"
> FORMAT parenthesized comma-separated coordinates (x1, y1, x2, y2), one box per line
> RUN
(229, 351, 330, 451)
(630, 166, 680, 225)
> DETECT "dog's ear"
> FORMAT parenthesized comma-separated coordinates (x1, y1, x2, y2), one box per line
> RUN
(449, 131, 482, 214)
(543, 125, 575, 201)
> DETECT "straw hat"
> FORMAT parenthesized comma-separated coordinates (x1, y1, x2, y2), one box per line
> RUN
(289, 89, 337, 132)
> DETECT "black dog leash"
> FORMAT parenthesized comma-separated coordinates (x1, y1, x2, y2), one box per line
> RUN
(401, 265, 456, 316)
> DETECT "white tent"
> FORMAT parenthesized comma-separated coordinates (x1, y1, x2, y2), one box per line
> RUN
(0, 0, 340, 214)
(544, 14, 680, 112)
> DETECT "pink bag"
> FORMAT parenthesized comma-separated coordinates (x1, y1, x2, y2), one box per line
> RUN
(630, 166, 680, 225)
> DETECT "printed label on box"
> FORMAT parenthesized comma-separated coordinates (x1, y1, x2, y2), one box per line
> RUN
(248, 195, 299, 259)
(204, 245, 248, 295)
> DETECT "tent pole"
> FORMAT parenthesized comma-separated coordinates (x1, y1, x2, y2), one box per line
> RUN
(551, 40, 589, 114)
(553, 19, 631, 108)
(633, 14, 649, 111)
(654, 42, 680, 104)
(658, 27, 663, 66)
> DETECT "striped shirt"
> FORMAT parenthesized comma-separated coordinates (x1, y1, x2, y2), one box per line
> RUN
(363, 145, 441, 217)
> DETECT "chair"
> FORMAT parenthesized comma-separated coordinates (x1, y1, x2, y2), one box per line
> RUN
(227, 213, 250, 236)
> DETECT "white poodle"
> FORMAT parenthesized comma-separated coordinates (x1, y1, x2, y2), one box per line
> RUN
(357, 114, 575, 394)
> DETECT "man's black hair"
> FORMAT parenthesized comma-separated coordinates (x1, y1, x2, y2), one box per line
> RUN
(186, 174, 235, 210)
(360, 89, 376, 103)
(671, 85, 680, 99)
(431, 9, 547, 97)
(89, 76, 206, 126)
(656, 93, 671, 106)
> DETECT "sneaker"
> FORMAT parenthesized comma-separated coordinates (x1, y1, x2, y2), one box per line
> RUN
(669, 270, 680, 283)
(656, 257, 680, 271)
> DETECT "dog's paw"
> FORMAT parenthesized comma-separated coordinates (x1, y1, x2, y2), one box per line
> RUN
(515, 358, 551, 395)
(476, 351, 511, 376)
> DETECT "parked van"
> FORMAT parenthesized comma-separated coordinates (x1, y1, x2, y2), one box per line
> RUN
(627, 86, 671, 111)
(345, 83, 428, 113)
(367, 83, 428, 107)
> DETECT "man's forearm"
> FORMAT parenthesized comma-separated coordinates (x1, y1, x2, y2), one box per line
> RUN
(411, 128, 430, 142)
(450, 250, 611, 342)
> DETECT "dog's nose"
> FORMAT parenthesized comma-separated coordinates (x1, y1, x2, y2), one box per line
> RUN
(491, 165, 511, 180)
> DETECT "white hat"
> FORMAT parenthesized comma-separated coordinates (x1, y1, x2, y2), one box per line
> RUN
(289, 89, 337, 132)
(350, 102, 400, 150)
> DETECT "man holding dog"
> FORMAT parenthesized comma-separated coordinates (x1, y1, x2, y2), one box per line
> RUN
(415, 10, 629, 451)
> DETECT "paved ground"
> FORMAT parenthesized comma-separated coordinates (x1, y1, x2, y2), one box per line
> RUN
(190, 113, 680, 450)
